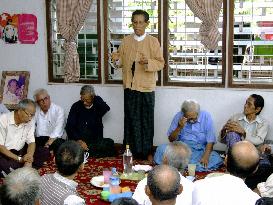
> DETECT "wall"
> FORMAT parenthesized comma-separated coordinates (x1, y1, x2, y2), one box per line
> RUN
(1, 0, 272, 151)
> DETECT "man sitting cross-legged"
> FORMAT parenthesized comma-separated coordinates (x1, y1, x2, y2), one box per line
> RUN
(154, 99, 223, 172)
(0, 99, 45, 177)
(40, 140, 85, 205)
(192, 141, 261, 205)
(66, 85, 115, 158)
(145, 164, 183, 205)
(220, 94, 268, 148)
(133, 141, 194, 205)
(33, 88, 65, 156)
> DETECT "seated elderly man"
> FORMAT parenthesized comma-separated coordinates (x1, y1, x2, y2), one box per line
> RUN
(0, 167, 41, 205)
(145, 165, 183, 205)
(33, 88, 65, 156)
(0, 99, 42, 177)
(245, 143, 273, 190)
(154, 100, 223, 172)
(220, 94, 268, 148)
(133, 141, 194, 205)
(192, 141, 260, 205)
(66, 85, 115, 157)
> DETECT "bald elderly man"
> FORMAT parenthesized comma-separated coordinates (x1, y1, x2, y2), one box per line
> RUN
(145, 165, 183, 205)
(192, 141, 260, 205)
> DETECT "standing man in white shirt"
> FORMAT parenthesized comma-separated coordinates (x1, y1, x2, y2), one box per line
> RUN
(0, 99, 38, 177)
(133, 141, 194, 205)
(192, 141, 261, 205)
(33, 88, 65, 157)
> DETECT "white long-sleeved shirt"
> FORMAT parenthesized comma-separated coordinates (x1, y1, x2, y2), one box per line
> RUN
(133, 172, 194, 205)
(192, 174, 260, 205)
(35, 103, 65, 139)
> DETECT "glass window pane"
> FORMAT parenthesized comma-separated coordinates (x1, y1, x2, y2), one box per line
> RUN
(166, 0, 224, 85)
(49, 0, 99, 81)
(106, 0, 159, 81)
(232, 0, 273, 85)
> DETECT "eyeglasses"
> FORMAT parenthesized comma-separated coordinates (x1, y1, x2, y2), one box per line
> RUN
(22, 109, 35, 118)
(36, 96, 49, 104)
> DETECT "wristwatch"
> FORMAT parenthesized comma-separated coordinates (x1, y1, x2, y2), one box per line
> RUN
(18, 156, 22, 162)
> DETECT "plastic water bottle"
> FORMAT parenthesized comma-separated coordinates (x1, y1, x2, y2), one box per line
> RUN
(110, 167, 121, 194)
(123, 145, 133, 176)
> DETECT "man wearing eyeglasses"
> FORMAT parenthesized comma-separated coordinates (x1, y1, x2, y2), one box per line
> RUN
(0, 99, 40, 177)
(111, 10, 165, 160)
(33, 88, 65, 158)
(154, 99, 223, 172)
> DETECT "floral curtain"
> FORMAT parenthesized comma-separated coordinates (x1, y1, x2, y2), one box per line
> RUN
(57, 0, 93, 82)
(185, 0, 223, 51)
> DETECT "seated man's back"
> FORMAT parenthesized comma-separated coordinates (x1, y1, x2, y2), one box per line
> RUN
(40, 141, 85, 205)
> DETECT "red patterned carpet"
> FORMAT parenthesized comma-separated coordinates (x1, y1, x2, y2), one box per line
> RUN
(0, 156, 225, 205)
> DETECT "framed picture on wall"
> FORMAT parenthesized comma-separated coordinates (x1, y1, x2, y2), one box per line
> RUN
(0, 71, 30, 109)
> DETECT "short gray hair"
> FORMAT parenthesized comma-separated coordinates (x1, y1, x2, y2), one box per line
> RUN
(18, 99, 36, 110)
(181, 99, 200, 114)
(164, 141, 192, 172)
(0, 167, 41, 205)
(33, 88, 49, 101)
(80, 85, 95, 96)
(147, 165, 181, 201)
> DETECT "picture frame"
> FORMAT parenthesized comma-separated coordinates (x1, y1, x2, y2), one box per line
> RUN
(0, 71, 30, 109)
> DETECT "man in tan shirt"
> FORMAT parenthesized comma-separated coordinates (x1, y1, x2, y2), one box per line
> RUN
(112, 10, 164, 160)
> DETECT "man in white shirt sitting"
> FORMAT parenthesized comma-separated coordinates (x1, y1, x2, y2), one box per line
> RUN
(133, 141, 194, 205)
(33, 88, 65, 160)
(0, 99, 38, 177)
(40, 140, 85, 205)
(192, 141, 260, 205)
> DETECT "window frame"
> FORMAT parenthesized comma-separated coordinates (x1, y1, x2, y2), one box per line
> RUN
(162, 0, 227, 87)
(228, 0, 273, 89)
(103, 0, 162, 85)
(45, 0, 102, 84)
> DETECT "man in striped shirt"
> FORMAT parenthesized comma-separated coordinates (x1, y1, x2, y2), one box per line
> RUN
(40, 141, 85, 205)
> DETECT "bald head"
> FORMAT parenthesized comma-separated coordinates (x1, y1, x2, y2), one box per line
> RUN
(146, 165, 182, 202)
(227, 141, 259, 179)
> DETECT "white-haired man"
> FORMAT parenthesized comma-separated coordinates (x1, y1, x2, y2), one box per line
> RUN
(154, 100, 223, 172)
(0, 167, 41, 205)
(133, 141, 194, 205)
(33, 88, 65, 157)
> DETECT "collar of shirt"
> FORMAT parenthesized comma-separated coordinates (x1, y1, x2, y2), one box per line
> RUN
(53, 172, 78, 190)
(85, 104, 93, 109)
(134, 33, 146, 41)
(238, 114, 263, 124)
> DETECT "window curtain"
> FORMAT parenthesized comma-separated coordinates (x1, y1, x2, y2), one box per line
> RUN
(185, 0, 223, 51)
(57, 0, 93, 83)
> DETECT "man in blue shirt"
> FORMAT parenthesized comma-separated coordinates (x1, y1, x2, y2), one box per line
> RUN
(154, 100, 223, 171)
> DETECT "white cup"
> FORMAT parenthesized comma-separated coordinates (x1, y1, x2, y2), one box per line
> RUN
(188, 164, 196, 176)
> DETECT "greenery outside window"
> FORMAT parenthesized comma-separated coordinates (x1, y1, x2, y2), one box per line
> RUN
(46, 0, 101, 83)
(163, 0, 226, 87)
(229, 0, 273, 88)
